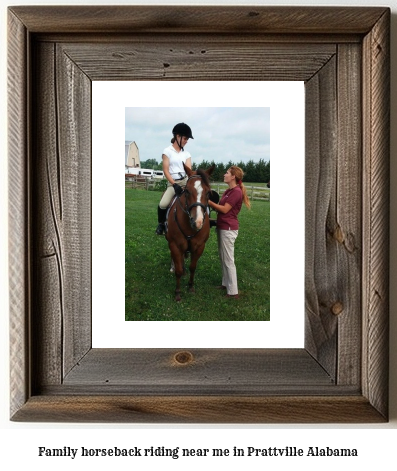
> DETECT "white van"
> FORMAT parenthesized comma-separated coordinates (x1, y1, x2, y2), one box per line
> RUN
(153, 170, 165, 179)
(125, 168, 154, 177)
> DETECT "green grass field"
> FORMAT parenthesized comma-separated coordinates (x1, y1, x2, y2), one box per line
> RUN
(125, 188, 270, 321)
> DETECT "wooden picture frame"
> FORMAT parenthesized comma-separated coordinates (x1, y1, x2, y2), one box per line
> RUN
(8, 6, 390, 423)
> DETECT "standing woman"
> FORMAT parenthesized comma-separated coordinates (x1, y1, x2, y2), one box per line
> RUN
(155, 123, 194, 235)
(208, 166, 251, 299)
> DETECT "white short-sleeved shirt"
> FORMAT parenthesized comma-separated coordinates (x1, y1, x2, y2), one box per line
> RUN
(163, 144, 191, 177)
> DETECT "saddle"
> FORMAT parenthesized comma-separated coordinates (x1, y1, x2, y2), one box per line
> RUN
(164, 195, 178, 235)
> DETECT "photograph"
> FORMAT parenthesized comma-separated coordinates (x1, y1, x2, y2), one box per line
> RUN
(125, 108, 270, 320)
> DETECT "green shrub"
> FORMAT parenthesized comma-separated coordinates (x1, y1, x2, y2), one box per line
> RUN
(153, 179, 167, 192)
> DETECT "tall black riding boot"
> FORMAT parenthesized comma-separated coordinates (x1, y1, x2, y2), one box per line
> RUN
(155, 206, 167, 235)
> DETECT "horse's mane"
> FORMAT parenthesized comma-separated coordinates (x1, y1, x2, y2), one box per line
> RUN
(196, 168, 211, 188)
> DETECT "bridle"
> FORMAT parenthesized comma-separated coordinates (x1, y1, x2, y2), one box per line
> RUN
(178, 175, 209, 220)
(173, 174, 210, 244)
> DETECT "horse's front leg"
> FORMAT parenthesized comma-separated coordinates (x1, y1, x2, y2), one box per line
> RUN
(171, 247, 185, 302)
(188, 245, 205, 293)
(188, 263, 196, 293)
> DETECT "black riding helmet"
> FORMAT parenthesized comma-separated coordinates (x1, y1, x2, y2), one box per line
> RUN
(172, 123, 194, 151)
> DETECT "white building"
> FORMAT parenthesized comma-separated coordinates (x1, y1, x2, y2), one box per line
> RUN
(125, 141, 140, 169)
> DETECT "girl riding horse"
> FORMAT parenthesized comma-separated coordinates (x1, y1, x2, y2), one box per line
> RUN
(155, 123, 194, 235)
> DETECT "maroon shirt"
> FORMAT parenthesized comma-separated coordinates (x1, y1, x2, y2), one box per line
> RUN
(217, 186, 243, 230)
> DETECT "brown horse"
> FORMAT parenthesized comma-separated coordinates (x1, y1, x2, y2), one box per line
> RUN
(166, 163, 215, 301)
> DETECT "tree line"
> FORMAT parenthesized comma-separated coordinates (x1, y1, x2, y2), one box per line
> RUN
(140, 158, 270, 183)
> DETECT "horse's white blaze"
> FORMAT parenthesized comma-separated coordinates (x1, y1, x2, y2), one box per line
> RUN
(194, 180, 204, 228)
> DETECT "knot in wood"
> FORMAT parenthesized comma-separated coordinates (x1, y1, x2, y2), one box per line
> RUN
(331, 302, 344, 316)
(333, 225, 344, 244)
(174, 351, 194, 365)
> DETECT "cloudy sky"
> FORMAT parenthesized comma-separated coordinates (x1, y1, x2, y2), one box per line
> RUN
(125, 107, 270, 167)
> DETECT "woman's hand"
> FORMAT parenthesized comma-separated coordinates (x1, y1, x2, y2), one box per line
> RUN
(209, 201, 232, 214)
(173, 183, 183, 195)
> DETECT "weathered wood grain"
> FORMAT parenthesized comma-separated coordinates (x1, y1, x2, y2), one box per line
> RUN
(8, 6, 390, 423)
(305, 44, 363, 386)
(8, 9, 29, 420)
(31, 41, 92, 387)
(362, 9, 390, 419)
(62, 349, 333, 389)
(11, 396, 385, 424)
(32, 41, 63, 388)
(335, 44, 362, 386)
(55, 44, 92, 377)
(8, 5, 387, 34)
(59, 42, 336, 81)
(305, 56, 338, 378)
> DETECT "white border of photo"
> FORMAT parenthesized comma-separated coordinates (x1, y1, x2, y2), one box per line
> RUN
(92, 81, 304, 348)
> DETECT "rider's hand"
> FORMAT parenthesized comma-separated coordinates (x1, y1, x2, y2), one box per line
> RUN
(173, 183, 183, 196)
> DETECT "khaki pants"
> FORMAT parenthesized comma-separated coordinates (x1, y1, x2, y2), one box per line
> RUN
(217, 229, 239, 295)
(159, 176, 188, 209)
